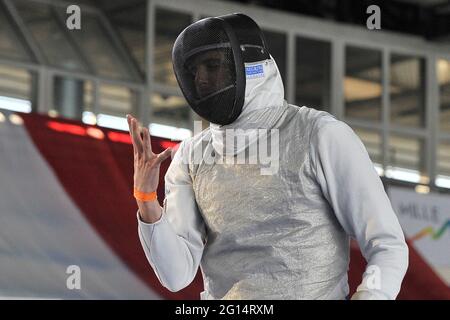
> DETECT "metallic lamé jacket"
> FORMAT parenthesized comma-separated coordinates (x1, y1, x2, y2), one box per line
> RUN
(187, 105, 349, 299)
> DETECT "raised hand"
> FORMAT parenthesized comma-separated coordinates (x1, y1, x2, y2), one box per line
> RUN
(127, 114, 172, 222)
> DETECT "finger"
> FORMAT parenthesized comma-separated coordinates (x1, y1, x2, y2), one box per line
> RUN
(155, 147, 172, 164)
(131, 118, 144, 154)
(142, 128, 153, 160)
(145, 127, 154, 154)
(131, 118, 143, 155)
(126, 115, 137, 155)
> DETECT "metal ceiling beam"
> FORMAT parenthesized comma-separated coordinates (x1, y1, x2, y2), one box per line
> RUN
(2, 0, 46, 64)
(50, 6, 95, 74)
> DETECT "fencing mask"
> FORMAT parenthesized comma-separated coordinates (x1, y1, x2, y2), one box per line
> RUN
(172, 13, 270, 125)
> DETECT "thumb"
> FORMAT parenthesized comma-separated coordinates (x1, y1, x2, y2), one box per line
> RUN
(156, 147, 172, 164)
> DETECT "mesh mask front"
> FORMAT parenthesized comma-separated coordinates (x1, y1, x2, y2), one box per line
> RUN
(172, 18, 240, 125)
(172, 14, 269, 125)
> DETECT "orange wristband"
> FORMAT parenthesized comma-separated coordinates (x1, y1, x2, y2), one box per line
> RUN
(133, 188, 158, 202)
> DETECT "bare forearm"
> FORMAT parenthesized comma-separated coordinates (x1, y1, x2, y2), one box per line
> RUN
(137, 200, 163, 223)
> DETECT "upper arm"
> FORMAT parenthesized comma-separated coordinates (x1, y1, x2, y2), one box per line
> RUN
(308, 120, 404, 247)
(164, 140, 207, 245)
(309, 120, 408, 299)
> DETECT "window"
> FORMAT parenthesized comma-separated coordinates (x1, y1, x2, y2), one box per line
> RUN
(150, 93, 190, 128)
(345, 46, 382, 122)
(0, 65, 35, 113)
(387, 134, 427, 183)
(436, 140, 450, 188)
(295, 37, 331, 111)
(437, 140, 450, 176)
(99, 84, 136, 117)
(262, 29, 287, 85)
(437, 59, 450, 133)
(390, 54, 425, 127)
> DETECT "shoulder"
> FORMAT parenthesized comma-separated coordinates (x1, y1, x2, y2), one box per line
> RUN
(287, 104, 350, 140)
(305, 111, 366, 161)
(311, 115, 353, 143)
(286, 104, 363, 155)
